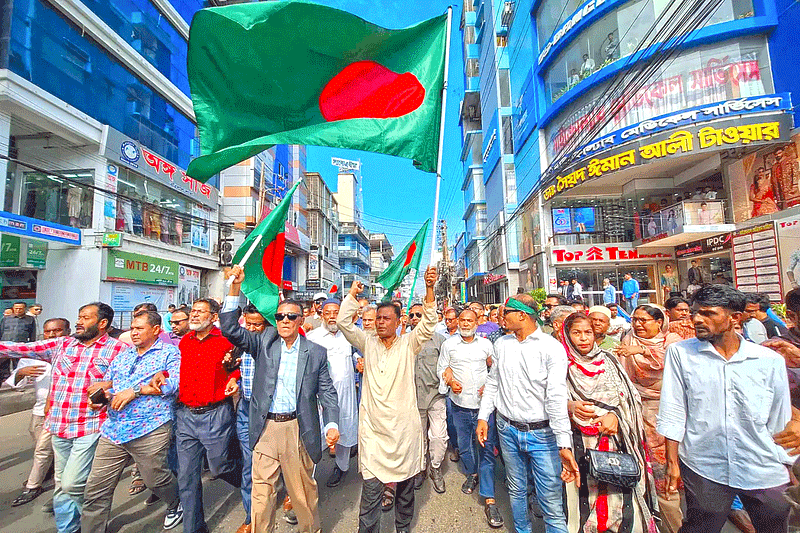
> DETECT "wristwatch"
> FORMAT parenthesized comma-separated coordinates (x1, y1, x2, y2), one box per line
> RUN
(133, 385, 142, 398)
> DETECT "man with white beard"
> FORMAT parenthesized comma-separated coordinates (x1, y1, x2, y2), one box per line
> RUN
(306, 299, 358, 488)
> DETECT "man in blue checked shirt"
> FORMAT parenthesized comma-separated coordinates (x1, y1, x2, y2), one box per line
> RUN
(81, 309, 183, 533)
(222, 303, 267, 533)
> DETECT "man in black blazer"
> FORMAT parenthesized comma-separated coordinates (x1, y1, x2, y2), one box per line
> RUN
(220, 266, 339, 533)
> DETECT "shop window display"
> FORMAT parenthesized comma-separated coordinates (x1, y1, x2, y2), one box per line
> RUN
(21, 171, 94, 228)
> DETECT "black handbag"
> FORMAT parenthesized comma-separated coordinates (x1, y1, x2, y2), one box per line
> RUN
(568, 374, 641, 489)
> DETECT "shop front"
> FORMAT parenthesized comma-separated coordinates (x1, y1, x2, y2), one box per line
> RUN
(675, 232, 733, 294)
(776, 214, 800, 293)
(549, 242, 674, 307)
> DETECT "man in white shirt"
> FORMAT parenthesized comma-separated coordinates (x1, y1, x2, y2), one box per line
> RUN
(477, 295, 579, 533)
(742, 295, 769, 344)
(8, 318, 68, 507)
(606, 303, 630, 341)
(658, 284, 792, 533)
(438, 309, 502, 528)
(306, 299, 359, 488)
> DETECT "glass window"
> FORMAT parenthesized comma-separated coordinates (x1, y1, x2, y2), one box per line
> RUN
(499, 69, 511, 107)
(542, 0, 754, 105)
(502, 116, 514, 154)
(466, 57, 480, 78)
(21, 170, 94, 228)
(545, 37, 771, 161)
(464, 25, 476, 45)
(536, 0, 583, 49)
(9, 0, 198, 168)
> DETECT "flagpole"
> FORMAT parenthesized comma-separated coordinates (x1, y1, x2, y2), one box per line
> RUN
(430, 5, 452, 266)
(226, 234, 263, 288)
(405, 267, 421, 313)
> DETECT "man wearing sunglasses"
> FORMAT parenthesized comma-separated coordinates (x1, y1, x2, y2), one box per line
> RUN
(337, 266, 438, 533)
(166, 307, 191, 345)
(220, 266, 340, 533)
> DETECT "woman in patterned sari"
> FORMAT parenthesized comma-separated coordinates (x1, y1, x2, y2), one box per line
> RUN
(563, 312, 658, 533)
(614, 305, 681, 533)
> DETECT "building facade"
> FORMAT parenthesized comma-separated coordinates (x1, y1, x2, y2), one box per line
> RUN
(499, 0, 800, 306)
(0, 0, 221, 323)
(369, 232, 393, 301)
(305, 171, 340, 295)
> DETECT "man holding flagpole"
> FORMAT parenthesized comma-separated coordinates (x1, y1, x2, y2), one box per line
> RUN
(337, 265, 439, 533)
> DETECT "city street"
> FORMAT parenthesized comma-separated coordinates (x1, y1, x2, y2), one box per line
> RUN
(0, 395, 530, 533)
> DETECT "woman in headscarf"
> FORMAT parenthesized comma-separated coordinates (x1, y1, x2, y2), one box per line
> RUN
(563, 313, 658, 533)
(614, 305, 681, 533)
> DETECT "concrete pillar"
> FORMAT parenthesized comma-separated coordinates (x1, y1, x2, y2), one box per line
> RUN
(0, 110, 11, 211)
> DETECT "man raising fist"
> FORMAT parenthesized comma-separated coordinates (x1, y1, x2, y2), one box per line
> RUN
(337, 267, 439, 533)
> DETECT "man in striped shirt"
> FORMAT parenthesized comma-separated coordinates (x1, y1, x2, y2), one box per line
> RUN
(0, 302, 127, 533)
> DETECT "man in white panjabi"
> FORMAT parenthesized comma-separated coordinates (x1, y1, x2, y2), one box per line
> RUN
(337, 267, 438, 533)
(306, 299, 358, 489)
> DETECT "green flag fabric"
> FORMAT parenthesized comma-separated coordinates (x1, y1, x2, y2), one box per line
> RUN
(186, 1, 447, 182)
(377, 219, 430, 301)
(233, 181, 300, 326)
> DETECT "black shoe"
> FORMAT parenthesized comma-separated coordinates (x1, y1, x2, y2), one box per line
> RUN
(414, 470, 426, 490)
(461, 474, 478, 495)
(350, 445, 358, 458)
(326, 466, 345, 488)
(145, 493, 161, 506)
(284, 510, 298, 525)
(485, 503, 504, 528)
(12, 487, 43, 507)
(449, 448, 460, 462)
(429, 466, 446, 493)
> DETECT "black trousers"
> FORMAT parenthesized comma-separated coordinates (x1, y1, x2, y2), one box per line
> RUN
(358, 476, 415, 533)
(679, 460, 790, 533)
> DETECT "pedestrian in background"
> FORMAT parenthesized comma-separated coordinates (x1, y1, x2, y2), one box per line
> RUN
(622, 273, 640, 313)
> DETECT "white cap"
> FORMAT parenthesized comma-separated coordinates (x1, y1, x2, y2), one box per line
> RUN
(313, 292, 327, 301)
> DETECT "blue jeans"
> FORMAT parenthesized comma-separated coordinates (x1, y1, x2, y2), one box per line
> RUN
(496, 417, 567, 533)
(52, 433, 101, 533)
(625, 296, 638, 313)
(452, 403, 497, 499)
(236, 398, 253, 525)
(446, 398, 458, 451)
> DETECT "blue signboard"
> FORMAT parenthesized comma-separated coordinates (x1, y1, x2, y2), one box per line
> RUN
(552, 208, 572, 234)
(571, 207, 596, 232)
(0, 211, 82, 245)
(482, 111, 501, 178)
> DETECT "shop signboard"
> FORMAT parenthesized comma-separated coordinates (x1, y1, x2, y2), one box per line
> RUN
(106, 249, 179, 286)
(551, 242, 673, 264)
(102, 233, 122, 247)
(776, 215, 800, 292)
(104, 128, 218, 208)
(26, 241, 47, 269)
(727, 131, 800, 223)
(111, 283, 172, 312)
(0, 235, 20, 267)
(544, 111, 792, 202)
(308, 254, 320, 281)
(731, 222, 782, 301)
(675, 233, 732, 259)
(552, 208, 572, 234)
(177, 265, 201, 306)
(191, 206, 211, 253)
(104, 164, 118, 230)
(0, 210, 81, 245)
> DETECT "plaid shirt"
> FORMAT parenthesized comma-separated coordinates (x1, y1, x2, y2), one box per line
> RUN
(0, 334, 127, 438)
(240, 351, 255, 401)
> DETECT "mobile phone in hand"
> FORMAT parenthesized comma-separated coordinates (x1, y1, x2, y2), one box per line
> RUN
(89, 388, 108, 405)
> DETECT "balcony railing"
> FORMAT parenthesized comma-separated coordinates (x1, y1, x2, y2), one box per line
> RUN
(339, 248, 371, 265)
(637, 199, 735, 247)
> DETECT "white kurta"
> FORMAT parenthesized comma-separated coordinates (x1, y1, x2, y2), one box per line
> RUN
(337, 295, 437, 483)
(306, 327, 359, 448)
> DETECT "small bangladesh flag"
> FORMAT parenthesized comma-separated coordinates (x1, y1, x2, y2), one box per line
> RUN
(233, 181, 300, 326)
(377, 219, 430, 301)
(186, 1, 448, 182)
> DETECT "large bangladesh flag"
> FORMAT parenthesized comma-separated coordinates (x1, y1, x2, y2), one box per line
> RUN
(377, 219, 430, 301)
(234, 181, 300, 326)
(186, 1, 448, 182)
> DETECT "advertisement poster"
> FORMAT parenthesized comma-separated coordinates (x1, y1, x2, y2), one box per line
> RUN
(682, 200, 724, 225)
(104, 164, 118, 230)
(571, 207, 596, 233)
(731, 222, 782, 301)
(776, 215, 800, 291)
(552, 208, 572, 234)
(177, 265, 201, 306)
(111, 283, 172, 312)
(1, 235, 21, 267)
(727, 133, 800, 222)
(191, 206, 211, 253)
(519, 202, 542, 260)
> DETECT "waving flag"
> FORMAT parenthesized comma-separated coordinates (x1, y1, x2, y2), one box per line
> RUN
(377, 219, 430, 302)
(234, 181, 300, 326)
(186, 1, 448, 181)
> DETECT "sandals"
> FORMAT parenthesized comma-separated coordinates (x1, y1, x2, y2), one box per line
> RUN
(381, 486, 395, 512)
(129, 467, 146, 496)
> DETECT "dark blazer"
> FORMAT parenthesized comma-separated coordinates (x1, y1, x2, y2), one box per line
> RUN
(219, 308, 339, 464)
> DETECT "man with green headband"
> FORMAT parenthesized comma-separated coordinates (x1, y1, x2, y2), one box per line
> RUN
(476, 293, 578, 533)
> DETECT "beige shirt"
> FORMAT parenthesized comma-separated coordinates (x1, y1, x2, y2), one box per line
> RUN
(337, 294, 436, 482)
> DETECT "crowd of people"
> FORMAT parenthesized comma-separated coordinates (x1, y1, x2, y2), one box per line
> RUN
(2, 271, 800, 533)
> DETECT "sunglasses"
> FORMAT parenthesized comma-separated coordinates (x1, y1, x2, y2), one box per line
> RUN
(169, 318, 188, 326)
(409, 312, 423, 318)
(274, 313, 301, 322)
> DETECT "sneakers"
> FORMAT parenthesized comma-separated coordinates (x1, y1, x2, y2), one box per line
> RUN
(163, 503, 183, 530)
(12, 486, 43, 506)
(284, 509, 298, 525)
(326, 466, 345, 488)
(461, 474, 478, 495)
(429, 466, 446, 494)
(485, 503, 504, 528)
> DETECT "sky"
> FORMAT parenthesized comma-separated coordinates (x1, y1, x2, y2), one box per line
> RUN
(304, 0, 466, 265)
